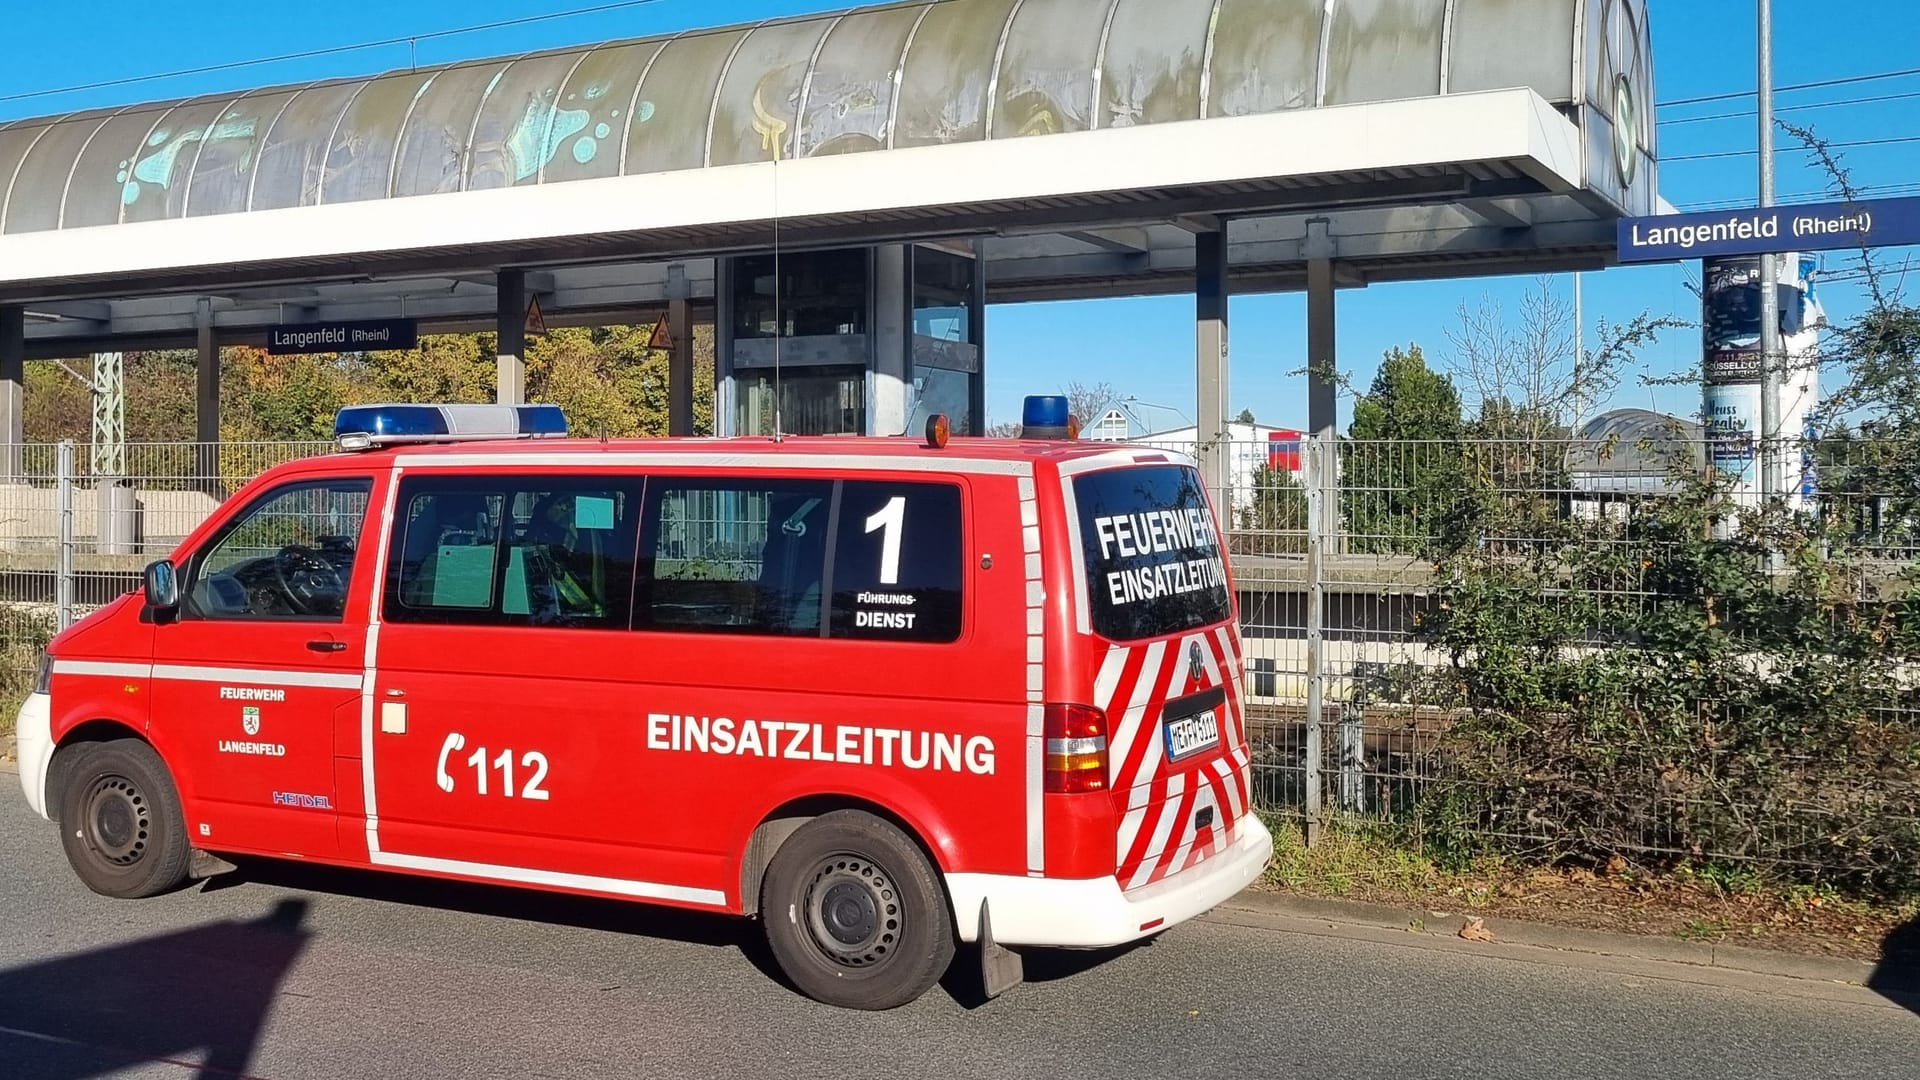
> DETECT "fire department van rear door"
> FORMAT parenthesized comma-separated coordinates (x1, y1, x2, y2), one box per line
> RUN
(152, 474, 378, 857)
(1068, 461, 1252, 892)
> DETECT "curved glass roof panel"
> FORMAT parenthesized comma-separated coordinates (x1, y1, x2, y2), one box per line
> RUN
(465, 49, 590, 190)
(798, 4, 919, 157)
(711, 19, 834, 167)
(250, 80, 366, 212)
(543, 38, 670, 185)
(625, 27, 748, 174)
(6, 108, 116, 234)
(184, 90, 302, 218)
(0, 0, 1646, 235)
(1208, 0, 1323, 117)
(323, 71, 433, 205)
(122, 95, 235, 224)
(992, 0, 1103, 139)
(61, 104, 164, 229)
(1100, 0, 1214, 128)
(894, 0, 1018, 149)
(1324, 0, 1447, 106)
(391, 57, 516, 198)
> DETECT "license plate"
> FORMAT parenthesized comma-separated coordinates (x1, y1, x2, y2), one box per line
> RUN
(1163, 710, 1221, 762)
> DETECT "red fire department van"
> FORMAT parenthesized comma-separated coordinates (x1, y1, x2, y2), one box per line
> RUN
(14, 399, 1271, 1009)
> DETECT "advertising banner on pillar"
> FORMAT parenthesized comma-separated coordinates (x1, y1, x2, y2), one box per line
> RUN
(268, 319, 418, 355)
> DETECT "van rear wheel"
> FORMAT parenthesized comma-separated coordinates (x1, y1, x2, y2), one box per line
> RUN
(760, 810, 955, 1010)
(56, 739, 192, 899)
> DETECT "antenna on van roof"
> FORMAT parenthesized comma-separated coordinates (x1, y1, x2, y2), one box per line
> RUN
(771, 157, 785, 443)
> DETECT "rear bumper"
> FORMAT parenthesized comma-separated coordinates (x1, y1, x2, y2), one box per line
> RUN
(945, 812, 1274, 947)
(14, 692, 53, 820)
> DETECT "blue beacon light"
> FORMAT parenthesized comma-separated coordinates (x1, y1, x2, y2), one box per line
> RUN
(1020, 395, 1078, 439)
(333, 403, 569, 450)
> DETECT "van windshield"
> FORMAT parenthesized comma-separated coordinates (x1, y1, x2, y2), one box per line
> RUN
(1072, 464, 1231, 641)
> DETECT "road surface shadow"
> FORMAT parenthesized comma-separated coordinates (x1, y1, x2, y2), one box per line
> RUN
(210, 856, 1144, 1009)
(0, 897, 310, 1080)
(205, 855, 793, 987)
(1869, 913, 1919, 1014)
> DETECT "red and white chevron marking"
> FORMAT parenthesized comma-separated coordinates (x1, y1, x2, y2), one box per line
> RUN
(1093, 625, 1252, 891)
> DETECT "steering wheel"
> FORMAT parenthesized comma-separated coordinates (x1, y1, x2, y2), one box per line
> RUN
(271, 544, 347, 616)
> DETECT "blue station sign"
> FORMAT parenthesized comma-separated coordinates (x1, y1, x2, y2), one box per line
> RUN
(1616, 196, 1920, 264)
(267, 318, 419, 355)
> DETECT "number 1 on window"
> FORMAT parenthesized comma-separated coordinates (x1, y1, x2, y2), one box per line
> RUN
(864, 496, 906, 585)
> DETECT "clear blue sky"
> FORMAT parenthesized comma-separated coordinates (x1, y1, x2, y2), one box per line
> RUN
(1, 0, 1915, 432)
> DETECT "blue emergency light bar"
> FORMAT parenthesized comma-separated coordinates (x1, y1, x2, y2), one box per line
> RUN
(333, 403, 568, 450)
(1020, 395, 1078, 439)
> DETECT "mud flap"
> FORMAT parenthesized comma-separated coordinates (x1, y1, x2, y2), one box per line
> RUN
(188, 849, 237, 881)
(977, 899, 1024, 1000)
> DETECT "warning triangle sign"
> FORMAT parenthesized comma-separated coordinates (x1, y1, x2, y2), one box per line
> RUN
(648, 317, 672, 351)
(524, 296, 548, 337)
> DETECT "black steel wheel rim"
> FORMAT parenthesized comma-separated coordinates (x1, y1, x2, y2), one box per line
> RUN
(82, 774, 150, 867)
(802, 854, 900, 968)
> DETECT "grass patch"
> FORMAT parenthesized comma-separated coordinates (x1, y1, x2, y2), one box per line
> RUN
(1253, 813, 1918, 964)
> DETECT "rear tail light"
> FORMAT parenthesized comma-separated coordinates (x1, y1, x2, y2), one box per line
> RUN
(1044, 703, 1109, 794)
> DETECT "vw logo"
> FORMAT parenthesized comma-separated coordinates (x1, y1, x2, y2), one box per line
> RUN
(1189, 641, 1205, 680)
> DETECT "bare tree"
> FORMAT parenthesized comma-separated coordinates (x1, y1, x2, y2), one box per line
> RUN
(1444, 275, 1613, 444)
(1062, 380, 1117, 427)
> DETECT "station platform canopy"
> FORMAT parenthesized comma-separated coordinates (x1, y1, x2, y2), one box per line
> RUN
(0, 0, 1668, 353)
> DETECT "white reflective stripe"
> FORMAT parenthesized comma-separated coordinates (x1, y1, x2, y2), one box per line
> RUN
(1092, 644, 1126, 712)
(1106, 640, 1164, 785)
(1166, 781, 1219, 878)
(1113, 781, 1152, 870)
(1211, 756, 1245, 820)
(52, 660, 153, 679)
(395, 450, 1037, 478)
(150, 664, 363, 690)
(370, 850, 726, 906)
(1127, 772, 1186, 890)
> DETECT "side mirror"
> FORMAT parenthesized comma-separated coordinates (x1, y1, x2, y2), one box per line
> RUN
(143, 559, 180, 611)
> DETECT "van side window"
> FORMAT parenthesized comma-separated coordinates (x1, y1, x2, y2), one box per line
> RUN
(638, 480, 833, 636)
(184, 478, 373, 622)
(384, 476, 640, 629)
(829, 482, 964, 643)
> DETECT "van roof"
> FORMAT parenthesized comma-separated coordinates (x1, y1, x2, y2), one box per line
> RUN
(291, 435, 1195, 470)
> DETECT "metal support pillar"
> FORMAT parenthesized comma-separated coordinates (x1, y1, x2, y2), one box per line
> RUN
(496, 269, 527, 405)
(1303, 431, 1328, 845)
(195, 299, 219, 490)
(0, 305, 22, 480)
(968, 239, 987, 436)
(872, 244, 909, 437)
(667, 263, 695, 436)
(1757, 0, 1782, 505)
(1306, 220, 1340, 549)
(1194, 229, 1230, 509)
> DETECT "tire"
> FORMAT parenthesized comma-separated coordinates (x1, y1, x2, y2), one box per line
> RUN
(56, 739, 192, 899)
(760, 810, 956, 1010)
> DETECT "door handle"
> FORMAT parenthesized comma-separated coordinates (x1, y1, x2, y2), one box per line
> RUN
(306, 639, 348, 653)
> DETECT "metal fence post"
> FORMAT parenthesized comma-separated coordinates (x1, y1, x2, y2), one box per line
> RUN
(1303, 432, 1327, 845)
(56, 440, 74, 631)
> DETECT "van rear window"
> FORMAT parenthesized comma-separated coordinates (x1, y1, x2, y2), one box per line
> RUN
(1072, 465, 1231, 641)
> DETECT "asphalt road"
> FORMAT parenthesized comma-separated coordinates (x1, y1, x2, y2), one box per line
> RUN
(0, 788, 1913, 1080)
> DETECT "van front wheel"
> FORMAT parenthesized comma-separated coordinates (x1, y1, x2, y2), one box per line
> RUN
(56, 739, 192, 899)
(760, 810, 955, 1010)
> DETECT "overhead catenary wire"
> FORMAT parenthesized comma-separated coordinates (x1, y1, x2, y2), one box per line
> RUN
(1657, 64, 1920, 109)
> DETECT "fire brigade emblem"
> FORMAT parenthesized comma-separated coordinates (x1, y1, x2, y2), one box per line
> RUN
(243, 707, 262, 736)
